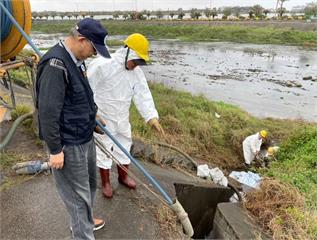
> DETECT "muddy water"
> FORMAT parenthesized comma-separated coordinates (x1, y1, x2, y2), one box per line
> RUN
(146, 41, 317, 122)
(29, 34, 317, 122)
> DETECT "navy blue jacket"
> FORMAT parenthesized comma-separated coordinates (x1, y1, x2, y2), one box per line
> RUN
(36, 44, 97, 154)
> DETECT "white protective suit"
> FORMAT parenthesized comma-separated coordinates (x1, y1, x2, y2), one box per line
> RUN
(87, 48, 159, 169)
(242, 132, 263, 165)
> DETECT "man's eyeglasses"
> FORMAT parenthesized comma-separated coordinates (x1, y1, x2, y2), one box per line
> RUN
(89, 40, 97, 55)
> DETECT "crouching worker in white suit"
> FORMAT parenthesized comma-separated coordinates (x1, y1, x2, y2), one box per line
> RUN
(242, 130, 268, 166)
(87, 33, 165, 198)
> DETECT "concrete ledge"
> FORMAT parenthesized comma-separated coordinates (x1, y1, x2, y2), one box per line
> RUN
(212, 202, 270, 240)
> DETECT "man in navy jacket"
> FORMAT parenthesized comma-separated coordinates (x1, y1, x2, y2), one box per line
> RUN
(36, 18, 110, 239)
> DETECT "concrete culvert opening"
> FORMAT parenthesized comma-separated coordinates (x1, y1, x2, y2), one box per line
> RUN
(174, 182, 234, 239)
(131, 139, 268, 238)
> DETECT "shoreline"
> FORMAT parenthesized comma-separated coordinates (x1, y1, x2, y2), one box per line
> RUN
(31, 20, 317, 48)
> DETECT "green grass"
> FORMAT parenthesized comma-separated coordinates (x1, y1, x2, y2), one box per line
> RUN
(106, 39, 124, 46)
(7, 49, 36, 88)
(130, 83, 316, 206)
(0, 152, 40, 191)
(0, 152, 22, 169)
(135, 83, 316, 239)
(285, 207, 317, 238)
(9, 68, 31, 88)
(130, 83, 316, 176)
(32, 20, 317, 47)
(0, 152, 27, 190)
(262, 127, 317, 208)
(10, 104, 32, 121)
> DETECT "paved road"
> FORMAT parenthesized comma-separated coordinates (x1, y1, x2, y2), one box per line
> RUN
(1, 162, 195, 239)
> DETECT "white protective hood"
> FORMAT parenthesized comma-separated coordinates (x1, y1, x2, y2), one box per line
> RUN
(243, 133, 262, 154)
(242, 132, 263, 164)
(87, 48, 158, 123)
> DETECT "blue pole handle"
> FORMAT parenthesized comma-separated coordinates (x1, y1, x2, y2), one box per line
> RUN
(96, 120, 174, 205)
(0, 1, 43, 57)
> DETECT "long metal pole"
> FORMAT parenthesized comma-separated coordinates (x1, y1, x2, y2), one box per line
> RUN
(0, 1, 43, 57)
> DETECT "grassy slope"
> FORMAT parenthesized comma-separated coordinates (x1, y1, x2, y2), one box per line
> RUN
(130, 83, 316, 206)
(32, 20, 317, 47)
(263, 127, 317, 208)
(3, 73, 316, 236)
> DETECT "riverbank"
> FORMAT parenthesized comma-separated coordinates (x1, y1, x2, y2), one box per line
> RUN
(32, 20, 317, 47)
(1, 80, 316, 238)
(2, 80, 315, 205)
(132, 83, 317, 238)
(132, 83, 316, 202)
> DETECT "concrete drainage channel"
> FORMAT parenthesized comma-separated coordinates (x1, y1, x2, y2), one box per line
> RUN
(131, 140, 270, 239)
(174, 182, 270, 239)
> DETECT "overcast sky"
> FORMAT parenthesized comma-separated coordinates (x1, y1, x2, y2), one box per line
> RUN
(30, 0, 312, 12)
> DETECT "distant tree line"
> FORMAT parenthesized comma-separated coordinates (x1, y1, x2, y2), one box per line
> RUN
(32, 11, 96, 20)
(32, 2, 317, 21)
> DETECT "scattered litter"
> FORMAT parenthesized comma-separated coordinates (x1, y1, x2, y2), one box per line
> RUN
(197, 164, 210, 177)
(247, 68, 263, 73)
(12, 160, 50, 175)
(303, 76, 312, 80)
(214, 112, 221, 118)
(229, 171, 261, 189)
(197, 164, 228, 187)
(285, 80, 302, 88)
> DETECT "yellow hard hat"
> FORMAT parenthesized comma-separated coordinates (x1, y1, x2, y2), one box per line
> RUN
(260, 130, 268, 138)
(267, 147, 274, 155)
(124, 33, 150, 61)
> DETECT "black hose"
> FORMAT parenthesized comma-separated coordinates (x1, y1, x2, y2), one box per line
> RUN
(228, 182, 243, 202)
(152, 141, 198, 168)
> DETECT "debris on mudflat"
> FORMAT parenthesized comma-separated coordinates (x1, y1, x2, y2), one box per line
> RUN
(285, 80, 302, 88)
(302, 76, 312, 80)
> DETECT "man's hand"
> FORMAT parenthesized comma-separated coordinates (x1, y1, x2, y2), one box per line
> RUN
(148, 118, 165, 136)
(95, 115, 106, 134)
(49, 151, 64, 169)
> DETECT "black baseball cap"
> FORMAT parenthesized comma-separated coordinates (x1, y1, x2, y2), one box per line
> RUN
(76, 18, 110, 58)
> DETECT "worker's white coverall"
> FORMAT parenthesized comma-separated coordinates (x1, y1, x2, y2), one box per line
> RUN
(242, 133, 262, 165)
(87, 48, 159, 169)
